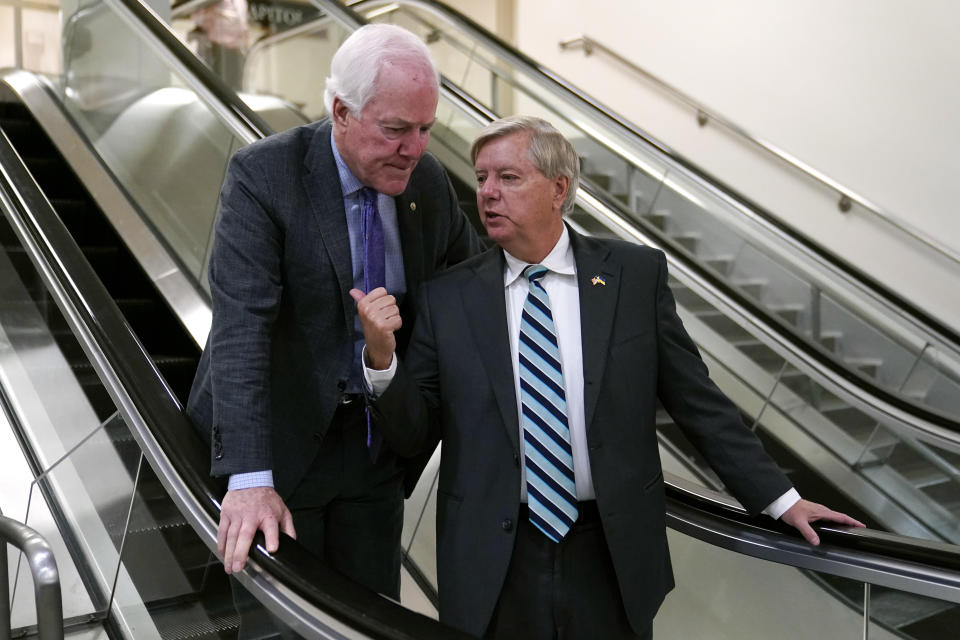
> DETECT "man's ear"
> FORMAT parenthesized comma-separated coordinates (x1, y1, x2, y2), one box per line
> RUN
(331, 96, 351, 127)
(553, 175, 570, 209)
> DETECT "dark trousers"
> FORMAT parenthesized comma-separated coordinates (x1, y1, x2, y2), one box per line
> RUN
(483, 501, 651, 640)
(234, 401, 405, 639)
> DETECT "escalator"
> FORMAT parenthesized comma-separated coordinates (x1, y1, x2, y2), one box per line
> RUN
(2, 0, 960, 638)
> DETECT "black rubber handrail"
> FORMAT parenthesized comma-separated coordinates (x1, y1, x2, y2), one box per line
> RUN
(349, 0, 960, 355)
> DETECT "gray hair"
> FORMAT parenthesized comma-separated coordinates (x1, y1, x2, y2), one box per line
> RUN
(471, 116, 580, 216)
(323, 24, 440, 116)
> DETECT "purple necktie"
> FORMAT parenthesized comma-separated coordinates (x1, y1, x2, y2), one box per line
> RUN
(361, 187, 386, 294)
(361, 187, 385, 455)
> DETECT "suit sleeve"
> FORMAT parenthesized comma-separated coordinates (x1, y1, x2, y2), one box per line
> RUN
(374, 283, 441, 458)
(652, 251, 792, 514)
(207, 152, 282, 477)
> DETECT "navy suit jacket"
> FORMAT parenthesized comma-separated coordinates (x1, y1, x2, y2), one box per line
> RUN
(187, 120, 482, 498)
(374, 229, 792, 637)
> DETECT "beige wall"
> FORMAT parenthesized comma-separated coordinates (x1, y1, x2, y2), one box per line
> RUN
(0, 0, 61, 74)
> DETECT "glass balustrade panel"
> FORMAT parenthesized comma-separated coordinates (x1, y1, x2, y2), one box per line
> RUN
(52, 0, 244, 280)
(0, 216, 103, 628)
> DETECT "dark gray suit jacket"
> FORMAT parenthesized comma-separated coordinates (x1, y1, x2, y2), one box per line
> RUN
(187, 120, 482, 498)
(375, 229, 792, 637)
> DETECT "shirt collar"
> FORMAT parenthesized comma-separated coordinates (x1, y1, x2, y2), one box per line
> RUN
(330, 130, 364, 198)
(503, 225, 575, 288)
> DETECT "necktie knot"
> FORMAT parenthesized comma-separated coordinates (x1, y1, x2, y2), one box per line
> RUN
(360, 186, 377, 206)
(523, 264, 548, 284)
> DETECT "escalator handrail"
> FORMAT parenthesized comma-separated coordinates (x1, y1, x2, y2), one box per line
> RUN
(665, 474, 960, 601)
(339, 0, 960, 360)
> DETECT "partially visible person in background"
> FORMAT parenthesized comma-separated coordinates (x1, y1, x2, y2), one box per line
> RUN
(189, 0, 249, 90)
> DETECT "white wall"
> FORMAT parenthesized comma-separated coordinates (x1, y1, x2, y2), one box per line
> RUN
(456, 0, 960, 331)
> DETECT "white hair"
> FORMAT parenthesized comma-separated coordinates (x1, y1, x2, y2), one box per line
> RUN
(323, 24, 440, 116)
(472, 116, 581, 216)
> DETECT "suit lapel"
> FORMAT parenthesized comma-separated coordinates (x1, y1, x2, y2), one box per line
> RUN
(396, 187, 425, 290)
(463, 250, 520, 451)
(571, 231, 620, 431)
(303, 123, 354, 327)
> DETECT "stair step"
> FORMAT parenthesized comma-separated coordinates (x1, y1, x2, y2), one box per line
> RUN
(702, 254, 734, 276)
(642, 210, 670, 231)
(920, 479, 960, 514)
(821, 405, 880, 432)
(670, 285, 714, 312)
(880, 445, 950, 488)
(844, 356, 883, 379)
(730, 338, 784, 369)
(768, 303, 804, 326)
(691, 309, 752, 340)
(729, 278, 768, 300)
(817, 330, 842, 352)
(670, 231, 701, 253)
(584, 172, 612, 191)
(150, 604, 239, 640)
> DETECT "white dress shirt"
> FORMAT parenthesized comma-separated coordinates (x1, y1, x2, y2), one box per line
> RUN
(367, 227, 799, 517)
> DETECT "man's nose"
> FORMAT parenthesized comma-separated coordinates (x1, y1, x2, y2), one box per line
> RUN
(478, 178, 498, 199)
(398, 129, 430, 157)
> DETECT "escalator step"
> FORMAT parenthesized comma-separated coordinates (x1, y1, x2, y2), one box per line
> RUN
(150, 604, 239, 640)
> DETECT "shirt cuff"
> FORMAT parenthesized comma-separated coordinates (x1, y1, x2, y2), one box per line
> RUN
(362, 346, 397, 397)
(763, 488, 801, 520)
(228, 470, 275, 491)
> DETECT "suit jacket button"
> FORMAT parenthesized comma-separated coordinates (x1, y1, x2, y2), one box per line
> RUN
(501, 519, 513, 532)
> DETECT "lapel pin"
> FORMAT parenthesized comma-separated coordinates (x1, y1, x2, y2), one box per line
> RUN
(591, 275, 606, 286)
(409, 202, 417, 212)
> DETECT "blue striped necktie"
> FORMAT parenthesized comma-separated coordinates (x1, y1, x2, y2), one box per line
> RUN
(519, 264, 578, 542)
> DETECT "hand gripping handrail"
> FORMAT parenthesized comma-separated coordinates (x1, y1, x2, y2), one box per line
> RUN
(0, 515, 63, 640)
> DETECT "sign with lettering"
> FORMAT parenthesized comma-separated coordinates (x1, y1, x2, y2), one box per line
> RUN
(249, 0, 320, 31)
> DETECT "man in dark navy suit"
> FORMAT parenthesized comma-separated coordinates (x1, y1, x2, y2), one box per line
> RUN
(354, 116, 863, 638)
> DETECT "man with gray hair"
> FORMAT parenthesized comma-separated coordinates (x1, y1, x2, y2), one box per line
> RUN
(355, 115, 862, 638)
(186, 22, 481, 620)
